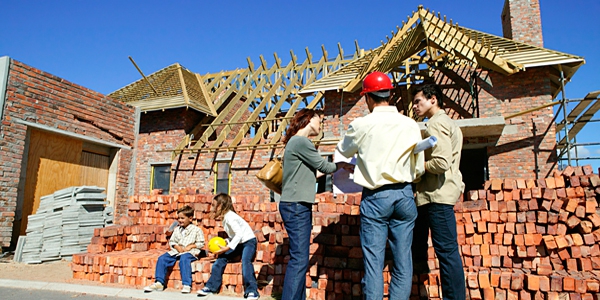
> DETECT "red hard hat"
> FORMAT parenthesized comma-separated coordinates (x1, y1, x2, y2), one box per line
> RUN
(361, 71, 393, 96)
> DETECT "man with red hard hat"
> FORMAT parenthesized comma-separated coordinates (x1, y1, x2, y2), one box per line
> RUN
(337, 71, 425, 300)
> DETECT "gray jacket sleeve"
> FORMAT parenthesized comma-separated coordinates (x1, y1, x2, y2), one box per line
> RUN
(297, 138, 337, 174)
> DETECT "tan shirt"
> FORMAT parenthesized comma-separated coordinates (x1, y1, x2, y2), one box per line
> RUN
(168, 223, 205, 256)
(416, 110, 464, 206)
(336, 106, 425, 190)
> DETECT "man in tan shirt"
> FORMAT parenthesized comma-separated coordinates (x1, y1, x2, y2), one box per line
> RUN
(411, 83, 465, 300)
(337, 72, 424, 300)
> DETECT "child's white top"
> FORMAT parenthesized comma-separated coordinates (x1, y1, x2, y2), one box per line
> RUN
(222, 210, 256, 250)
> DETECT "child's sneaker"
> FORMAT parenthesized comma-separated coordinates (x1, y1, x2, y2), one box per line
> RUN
(181, 285, 191, 294)
(143, 281, 164, 292)
(246, 292, 259, 300)
(197, 287, 213, 296)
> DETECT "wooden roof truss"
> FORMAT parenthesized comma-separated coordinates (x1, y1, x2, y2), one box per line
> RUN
(109, 63, 216, 115)
(171, 45, 358, 158)
(301, 5, 584, 105)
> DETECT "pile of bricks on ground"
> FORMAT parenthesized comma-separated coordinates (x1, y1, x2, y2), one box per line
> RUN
(71, 165, 600, 300)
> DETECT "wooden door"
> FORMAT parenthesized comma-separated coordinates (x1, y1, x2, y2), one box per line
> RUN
(80, 151, 109, 190)
(21, 130, 82, 234)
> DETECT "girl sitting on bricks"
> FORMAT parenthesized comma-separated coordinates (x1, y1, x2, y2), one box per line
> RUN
(197, 193, 259, 300)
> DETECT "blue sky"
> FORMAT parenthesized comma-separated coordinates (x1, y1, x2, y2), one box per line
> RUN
(2, 0, 599, 170)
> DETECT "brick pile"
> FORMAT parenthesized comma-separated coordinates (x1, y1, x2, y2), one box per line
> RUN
(429, 165, 600, 300)
(71, 165, 600, 300)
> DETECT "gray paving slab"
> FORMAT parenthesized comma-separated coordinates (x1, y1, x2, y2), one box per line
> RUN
(0, 279, 247, 300)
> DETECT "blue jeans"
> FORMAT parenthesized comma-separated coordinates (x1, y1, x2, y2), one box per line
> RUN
(413, 203, 466, 300)
(360, 182, 417, 300)
(155, 252, 197, 286)
(204, 238, 259, 297)
(279, 201, 312, 300)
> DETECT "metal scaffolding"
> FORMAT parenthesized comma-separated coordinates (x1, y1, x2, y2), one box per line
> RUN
(555, 88, 600, 167)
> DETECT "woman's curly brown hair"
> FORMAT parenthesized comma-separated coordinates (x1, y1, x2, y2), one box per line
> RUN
(282, 108, 321, 144)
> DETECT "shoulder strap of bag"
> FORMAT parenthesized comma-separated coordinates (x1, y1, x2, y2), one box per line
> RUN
(276, 144, 285, 159)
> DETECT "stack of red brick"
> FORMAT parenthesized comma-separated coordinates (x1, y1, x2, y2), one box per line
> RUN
(71, 165, 600, 300)
(422, 164, 600, 300)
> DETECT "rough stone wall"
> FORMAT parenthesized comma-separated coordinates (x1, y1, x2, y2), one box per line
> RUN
(0, 59, 136, 247)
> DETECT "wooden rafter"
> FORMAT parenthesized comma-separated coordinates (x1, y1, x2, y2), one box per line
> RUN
(206, 64, 280, 148)
(166, 44, 353, 157)
(168, 43, 355, 158)
(193, 65, 266, 149)
(419, 10, 517, 75)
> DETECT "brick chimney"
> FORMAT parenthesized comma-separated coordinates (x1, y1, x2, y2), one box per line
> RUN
(501, 0, 544, 47)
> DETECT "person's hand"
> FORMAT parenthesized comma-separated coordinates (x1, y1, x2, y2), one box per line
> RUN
(165, 221, 179, 235)
(336, 162, 354, 173)
(174, 245, 184, 253)
(183, 244, 196, 252)
(342, 163, 355, 173)
(213, 244, 231, 257)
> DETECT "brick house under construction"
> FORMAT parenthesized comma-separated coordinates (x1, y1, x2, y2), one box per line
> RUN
(1, 0, 598, 253)
(107, 1, 589, 200)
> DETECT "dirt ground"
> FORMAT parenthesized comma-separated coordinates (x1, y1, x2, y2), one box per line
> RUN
(0, 253, 128, 288)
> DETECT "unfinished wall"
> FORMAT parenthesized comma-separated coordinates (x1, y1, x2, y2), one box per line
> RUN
(135, 108, 204, 195)
(501, 0, 544, 48)
(0, 58, 137, 248)
(478, 67, 557, 180)
(134, 95, 272, 198)
(321, 90, 366, 153)
(157, 65, 556, 196)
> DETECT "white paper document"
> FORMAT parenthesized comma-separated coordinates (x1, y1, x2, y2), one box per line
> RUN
(413, 136, 437, 154)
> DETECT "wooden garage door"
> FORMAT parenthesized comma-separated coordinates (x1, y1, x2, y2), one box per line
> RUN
(22, 129, 83, 234)
(80, 151, 110, 190)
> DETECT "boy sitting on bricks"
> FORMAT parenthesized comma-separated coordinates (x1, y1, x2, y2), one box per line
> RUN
(143, 205, 205, 294)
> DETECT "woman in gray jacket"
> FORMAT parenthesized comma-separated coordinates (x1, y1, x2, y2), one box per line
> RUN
(279, 108, 351, 300)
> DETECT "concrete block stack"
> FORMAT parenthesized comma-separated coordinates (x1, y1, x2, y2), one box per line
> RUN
(20, 186, 111, 263)
(71, 166, 600, 300)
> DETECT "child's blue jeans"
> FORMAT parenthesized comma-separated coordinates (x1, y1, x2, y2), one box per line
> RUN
(204, 238, 259, 297)
(155, 252, 197, 286)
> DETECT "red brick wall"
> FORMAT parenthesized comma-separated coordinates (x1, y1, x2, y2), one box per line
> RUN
(322, 68, 556, 180)
(322, 90, 367, 145)
(174, 147, 281, 197)
(134, 108, 204, 195)
(478, 67, 556, 179)
(0, 59, 137, 247)
(501, 0, 544, 47)
(134, 65, 557, 197)
(134, 101, 268, 198)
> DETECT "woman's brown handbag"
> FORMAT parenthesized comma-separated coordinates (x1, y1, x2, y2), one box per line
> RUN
(256, 157, 283, 194)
